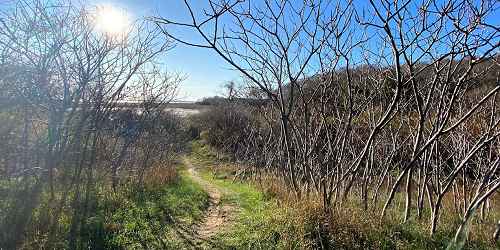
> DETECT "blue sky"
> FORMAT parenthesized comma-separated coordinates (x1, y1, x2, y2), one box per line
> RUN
(85, 0, 240, 101)
(0, 0, 236, 101)
(102, 0, 499, 103)
(2, 0, 498, 101)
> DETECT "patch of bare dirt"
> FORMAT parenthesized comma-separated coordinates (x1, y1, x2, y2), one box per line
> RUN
(181, 158, 236, 247)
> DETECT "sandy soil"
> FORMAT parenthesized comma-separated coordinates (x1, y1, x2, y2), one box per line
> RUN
(177, 158, 235, 248)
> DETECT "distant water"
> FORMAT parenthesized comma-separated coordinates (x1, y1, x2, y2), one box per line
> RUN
(165, 108, 201, 117)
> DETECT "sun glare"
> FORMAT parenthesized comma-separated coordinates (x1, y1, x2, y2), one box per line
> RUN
(93, 4, 130, 37)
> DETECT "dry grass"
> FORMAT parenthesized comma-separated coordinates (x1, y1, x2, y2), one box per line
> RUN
(240, 172, 499, 249)
(142, 163, 179, 186)
(191, 141, 500, 249)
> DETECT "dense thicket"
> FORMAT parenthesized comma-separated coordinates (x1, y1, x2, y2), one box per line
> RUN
(0, 1, 189, 248)
(194, 58, 500, 246)
(164, 0, 500, 245)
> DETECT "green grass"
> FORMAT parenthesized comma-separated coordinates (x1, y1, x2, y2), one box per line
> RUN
(195, 165, 310, 249)
(188, 142, 321, 249)
(187, 140, 499, 250)
(84, 167, 209, 249)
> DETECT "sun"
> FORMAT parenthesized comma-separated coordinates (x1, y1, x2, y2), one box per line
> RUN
(93, 4, 130, 37)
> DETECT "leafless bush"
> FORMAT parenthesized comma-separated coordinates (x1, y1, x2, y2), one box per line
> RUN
(158, 0, 499, 244)
(0, 0, 186, 248)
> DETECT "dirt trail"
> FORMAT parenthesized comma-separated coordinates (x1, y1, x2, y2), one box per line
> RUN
(182, 158, 235, 246)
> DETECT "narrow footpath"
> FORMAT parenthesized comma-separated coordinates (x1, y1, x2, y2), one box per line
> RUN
(179, 158, 235, 248)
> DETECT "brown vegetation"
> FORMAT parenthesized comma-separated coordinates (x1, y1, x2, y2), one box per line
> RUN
(162, 0, 500, 247)
(0, 1, 190, 248)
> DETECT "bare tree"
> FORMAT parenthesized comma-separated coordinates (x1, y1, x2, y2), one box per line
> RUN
(160, 0, 500, 244)
(0, 0, 183, 248)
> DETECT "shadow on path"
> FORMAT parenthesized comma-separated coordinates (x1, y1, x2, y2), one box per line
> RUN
(172, 158, 236, 249)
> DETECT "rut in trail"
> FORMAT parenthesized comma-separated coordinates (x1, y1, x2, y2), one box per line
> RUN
(179, 158, 235, 248)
